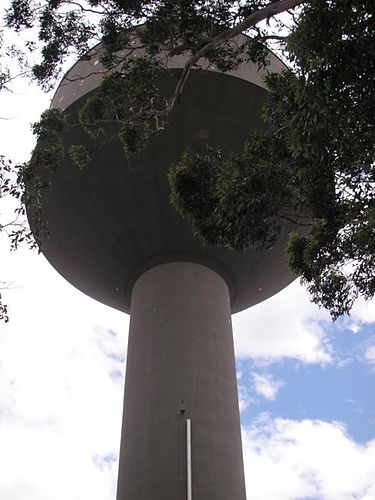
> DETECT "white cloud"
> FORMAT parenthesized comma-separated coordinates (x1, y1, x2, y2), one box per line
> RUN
(350, 323, 361, 334)
(233, 280, 332, 365)
(0, 424, 117, 500)
(252, 372, 285, 401)
(242, 415, 375, 500)
(350, 298, 375, 325)
(238, 385, 254, 412)
(0, 250, 128, 500)
(364, 345, 375, 367)
(341, 297, 375, 338)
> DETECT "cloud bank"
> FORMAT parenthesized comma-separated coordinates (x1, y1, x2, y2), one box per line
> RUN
(233, 280, 332, 364)
(243, 415, 375, 500)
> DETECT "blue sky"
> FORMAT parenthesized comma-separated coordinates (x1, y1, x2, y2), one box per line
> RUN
(238, 320, 375, 444)
(1, 9, 375, 498)
(231, 288, 375, 499)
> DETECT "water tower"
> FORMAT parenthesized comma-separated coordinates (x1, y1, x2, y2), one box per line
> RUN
(30, 37, 293, 500)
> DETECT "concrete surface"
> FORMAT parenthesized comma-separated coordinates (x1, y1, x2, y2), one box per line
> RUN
(117, 262, 246, 500)
(36, 67, 294, 314)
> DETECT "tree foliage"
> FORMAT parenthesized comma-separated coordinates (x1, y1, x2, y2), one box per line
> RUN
(0, 155, 37, 322)
(171, 0, 375, 319)
(18, 108, 67, 244)
(2, 0, 375, 319)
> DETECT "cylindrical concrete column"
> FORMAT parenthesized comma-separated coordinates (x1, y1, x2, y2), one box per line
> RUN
(116, 261, 246, 500)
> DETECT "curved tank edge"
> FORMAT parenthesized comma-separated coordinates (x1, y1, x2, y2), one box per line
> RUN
(50, 33, 288, 112)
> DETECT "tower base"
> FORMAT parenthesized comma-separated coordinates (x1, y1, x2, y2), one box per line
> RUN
(117, 262, 246, 500)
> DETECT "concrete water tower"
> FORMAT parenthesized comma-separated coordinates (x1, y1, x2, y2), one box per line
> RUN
(31, 37, 293, 500)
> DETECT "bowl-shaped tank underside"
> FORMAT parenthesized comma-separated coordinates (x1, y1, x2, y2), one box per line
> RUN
(36, 69, 294, 313)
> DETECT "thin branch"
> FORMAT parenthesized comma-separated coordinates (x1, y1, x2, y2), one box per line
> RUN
(168, 0, 307, 110)
(287, 8, 300, 25)
(278, 212, 312, 226)
(61, 44, 146, 85)
(62, 69, 108, 84)
(0, 69, 33, 91)
(60, 0, 108, 16)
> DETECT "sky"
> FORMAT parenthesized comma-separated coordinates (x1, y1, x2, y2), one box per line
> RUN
(1, 13, 375, 500)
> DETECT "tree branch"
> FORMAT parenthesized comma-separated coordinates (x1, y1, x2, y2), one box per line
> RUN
(60, 0, 108, 16)
(169, 0, 307, 109)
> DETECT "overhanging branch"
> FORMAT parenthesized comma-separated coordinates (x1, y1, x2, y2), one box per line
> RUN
(169, 0, 307, 109)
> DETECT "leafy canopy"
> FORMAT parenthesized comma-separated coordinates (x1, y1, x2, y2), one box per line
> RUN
(2, 0, 375, 319)
(170, 0, 375, 319)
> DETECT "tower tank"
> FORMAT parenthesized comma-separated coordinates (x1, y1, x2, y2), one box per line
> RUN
(29, 36, 294, 500)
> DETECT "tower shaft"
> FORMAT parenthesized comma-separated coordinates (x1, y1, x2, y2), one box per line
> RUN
(117, 262, 246, 500)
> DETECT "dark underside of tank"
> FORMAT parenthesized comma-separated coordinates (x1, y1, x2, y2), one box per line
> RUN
(30, 68, 294, 313)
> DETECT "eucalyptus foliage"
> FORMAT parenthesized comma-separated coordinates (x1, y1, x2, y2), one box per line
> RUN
(0, 155, 37, 322)
(171, 0, 375, 318)
(18, 108, 67, 245)
(2, 0, 375, 319)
